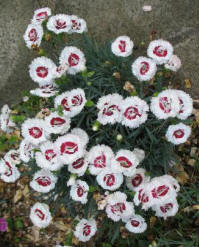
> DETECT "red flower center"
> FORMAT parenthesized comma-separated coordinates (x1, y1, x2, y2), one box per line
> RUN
(36, 66, 48, 78)
(116, 156, 132, 168)
(50, 117, 66, 127)
(124, 106, 141, 120)
(77, 185, 84, 197)
(140, 61, 150, 75)
(5, 161, 13, 176)
(60, 141, 78, 154)
(132, 174, 143, 187)
(111, 202, 126, 214)
(28, 28, 38, 42)
(159, 97, 171, 113)
(61, 97, 70, 111)
(35, 209, 45, 220)
(118, 40, 126, 52)
(29, 127, 42, 139)
(83, 224, 91, 236)
(72, 158, 84, 169)
(71, 95, 83, 106)
(94, 154, 106, 168)
(55, 19, 67, 29)
(131, 220, 140, 227)
(68, 53, 80, 67)
(36, 176, 51, 186)
(45, 149, 56, 161)
(10, 153, 19, 161)
(103, 104, 120, 116)
(36, 11, 48, 21)
(173, 129, 184, 139)
(151, 185, 169, 198)
(103, 174, 115, 186)
(160, 203, 173, 213)
(153, 45, 168, 57)
(138, 189, 149, 203)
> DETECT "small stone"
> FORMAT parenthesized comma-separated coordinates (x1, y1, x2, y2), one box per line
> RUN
(142, 5, 152, 11)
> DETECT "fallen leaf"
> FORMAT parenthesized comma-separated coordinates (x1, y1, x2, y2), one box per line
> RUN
(192, 205, 199, 210)
(174, 163, 189, 185)
(32, 226, 40, 242)
(184, 78, 191, 88)
(22, 185, 29, 197)
(150, 216, 157, 228)
(14, 189, 23, 203)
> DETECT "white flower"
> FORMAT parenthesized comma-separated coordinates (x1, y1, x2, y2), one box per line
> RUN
(19, 139, 35, 163)
(70, 128, 89, 147)
(111, 36, 134, 57)
(68, 155, 89, 176)
(47, 14, 71, 34)
(30, 83, 58, 98)
(35, 141, 63, 171)
(125, 215, 147, 233)
(105, 191, 134, 222)
(132, 148, 145, 163)
(59, 46, 86, 75)
(31, 7, 51, 24)
(88, 145, 114, 175)
(0, 105, 15, 133)
(29, 57, 57, 86)
(126, 168, 150, 191)
(0, 157, 20, 183)
(54, 134, 85, 164)
(23, 24, 43, 49)
(147, 39, 173, 64)
(165, 123, 191, 145)
(152, 199, 179, 220)
(133, 186, 151, 210)
(132, 56, 157, 81)
(70, 180, 89, 204)
(21, 118, 48, 145)
(30, 169, 57, 193)
(69, 15, 87, 33)
(97, 94, 123, 125)
(148, 176, 178, 205)
(121, 96, 149, 128)
(165, 54, 181, 72)
(68, 89, 87, 117)
(150, 89, 180, 119)
(30, 202, 52, 228)
(74, 218, 97, 242)
(44, 112, 71, 135)
(5, 149, 20, 165)
(111, 149, 139, 176)
(96, 168, 123, 191)
(175, 90, 193, 120)
(54, 89, 86, 118)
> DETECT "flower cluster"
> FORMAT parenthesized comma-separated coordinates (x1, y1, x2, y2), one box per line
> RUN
(133, 175, 180, 219)
(97, 94, 149, 128)
(24, 8, 87, 49)
(151, 89, 193, 145)
(47, 14, 87, 34)
(29, 49, 86, 97)
(1, 8, 194, 244)
(112, 38, 182, 81)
